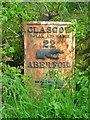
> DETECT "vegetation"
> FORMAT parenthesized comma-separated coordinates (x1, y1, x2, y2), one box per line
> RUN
(1, 2, 90, 119)
(2, 65, 89, 118)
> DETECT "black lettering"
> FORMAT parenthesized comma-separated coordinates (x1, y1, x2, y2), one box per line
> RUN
(46, 62, 51, 68)
(28, 27, 33, 33)
(47, 34, 54, 38)
(52, 27, 58, 33)
(34, 61, 38, 68)
(62, 62, 66, 68)
(52, 62, 57, 68)
(59, 27, 64, 33)
(30, 34, 36, 38)
(62, 62, 70, 68)
(61, 34, 65, 38)
(47, 27, 51, 33)
(58, 62, 62, 68)
(28, 62, 33, 68)
(33, 27, 38, 33)
(40, 27, 46, 33)
(43, 40, 49, 48)
(50, 40, 55, 48)
(28, 61, 71, 69)
(35, 34, 44, 38)
(39, 62, 45, 68)
(28, 26, 65, 33)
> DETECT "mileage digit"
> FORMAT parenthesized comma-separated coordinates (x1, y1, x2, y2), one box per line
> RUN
(50, 40, 55, 48)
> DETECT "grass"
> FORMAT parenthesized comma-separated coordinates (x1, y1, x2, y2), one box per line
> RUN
(2, 65, 89, 118)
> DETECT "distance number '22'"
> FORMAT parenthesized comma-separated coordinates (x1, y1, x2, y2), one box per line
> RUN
(43, 40, 55, 48)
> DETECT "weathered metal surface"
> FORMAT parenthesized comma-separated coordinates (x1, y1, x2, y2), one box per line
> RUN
(24, 21, 75, 82)
(36, 49, 64, 60)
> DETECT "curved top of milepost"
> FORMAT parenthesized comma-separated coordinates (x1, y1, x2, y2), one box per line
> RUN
(25, 21, 72, 25)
